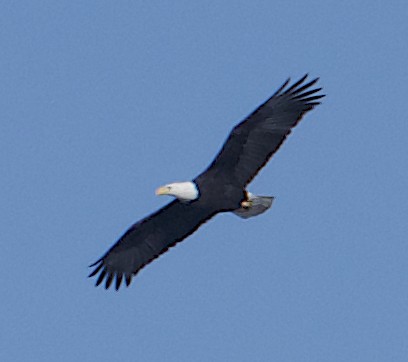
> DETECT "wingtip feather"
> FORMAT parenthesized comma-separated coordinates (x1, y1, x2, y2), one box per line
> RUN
(125, 274, 133, 287)
(88, 261, 103, 278)
(105, 273, 114, 289)
(272, 78, 291, 97)
(95, 269, 106, 286)
(283, 74, 309, 94)
(89, 258, 102, 268)
(115, 274, 123, 291)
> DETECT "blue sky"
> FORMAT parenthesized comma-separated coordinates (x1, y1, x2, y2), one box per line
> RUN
(1, 1, 407, 361)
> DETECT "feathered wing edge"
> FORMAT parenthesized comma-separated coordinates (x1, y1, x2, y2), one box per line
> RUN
(88, 258, 129, 291)
(88, 240, 176, 291)
(88, 236, 172, 291)
(198, 74, 325, 188)
(88, 201, 217, 291)
(242, 74, 325, 186)
(270, 74, 323, 106)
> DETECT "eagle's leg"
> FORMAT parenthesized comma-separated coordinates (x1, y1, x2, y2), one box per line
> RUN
(241, 200, 252, 209)
(233, 193, 275, 219)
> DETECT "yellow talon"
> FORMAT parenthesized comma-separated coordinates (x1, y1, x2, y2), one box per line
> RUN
(241, 200, 252, 209)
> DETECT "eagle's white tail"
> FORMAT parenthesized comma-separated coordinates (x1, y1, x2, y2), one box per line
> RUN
(233, 193, 275, 219)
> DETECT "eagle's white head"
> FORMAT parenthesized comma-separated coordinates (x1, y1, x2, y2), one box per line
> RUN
(155, 181, 199, 202)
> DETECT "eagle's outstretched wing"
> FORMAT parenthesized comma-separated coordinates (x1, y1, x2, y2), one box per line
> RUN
(197, 75, 324, 187)
(89, 200, 215, 290)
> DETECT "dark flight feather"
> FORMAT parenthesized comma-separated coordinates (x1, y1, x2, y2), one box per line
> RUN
(199, 75, 324, 187)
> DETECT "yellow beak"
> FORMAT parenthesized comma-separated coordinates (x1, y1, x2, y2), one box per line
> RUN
(155, 186, 170, 196)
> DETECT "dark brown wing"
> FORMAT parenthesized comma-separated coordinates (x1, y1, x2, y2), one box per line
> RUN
(89, 200, 216, 290)
(197, 75, 324, 188)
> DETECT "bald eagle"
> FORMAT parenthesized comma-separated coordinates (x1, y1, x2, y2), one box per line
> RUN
(89, 75, 324, 290)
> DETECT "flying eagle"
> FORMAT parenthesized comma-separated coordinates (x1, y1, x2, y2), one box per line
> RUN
(89, 75, 324, 290)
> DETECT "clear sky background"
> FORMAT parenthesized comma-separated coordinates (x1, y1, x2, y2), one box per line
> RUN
(1, 1, 407, 361)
